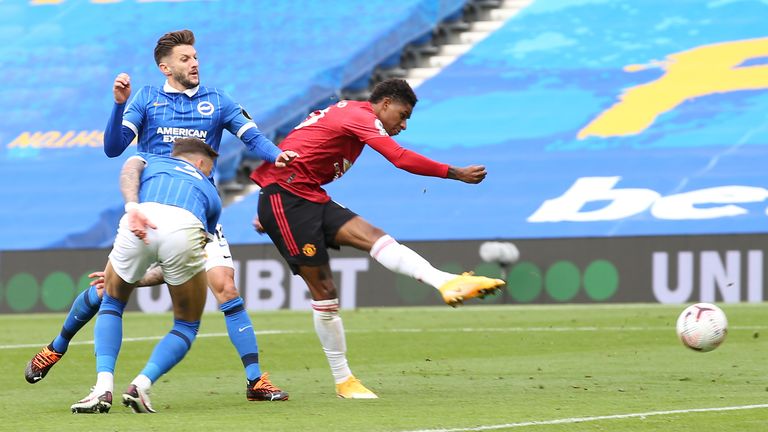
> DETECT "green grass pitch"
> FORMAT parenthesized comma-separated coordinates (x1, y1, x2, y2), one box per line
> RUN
(1, 303, 767, 431)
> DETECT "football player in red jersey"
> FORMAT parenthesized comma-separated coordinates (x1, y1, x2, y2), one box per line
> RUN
(250, 78, 506, 399)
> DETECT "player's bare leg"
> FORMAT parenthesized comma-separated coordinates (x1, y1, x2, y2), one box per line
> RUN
(335, 217, 505, 306)
(300, 265, 377, 399)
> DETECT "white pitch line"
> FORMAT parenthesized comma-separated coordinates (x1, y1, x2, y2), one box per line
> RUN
(0, 330, 307, 350)
(3, 325, 766, 350)
(400, 404, 768, 432)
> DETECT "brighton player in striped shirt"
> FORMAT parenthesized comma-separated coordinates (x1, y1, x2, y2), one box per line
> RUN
(25, 29, 295, 402)
(71, 138, 222, 413)
(251, 78, 506, 399)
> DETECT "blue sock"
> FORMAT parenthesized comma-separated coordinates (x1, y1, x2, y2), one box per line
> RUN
(94, 293, 126, 373)
(51, 285, 102, 353)
(220, 297, 261, 381)
(140, 319, 200, 382)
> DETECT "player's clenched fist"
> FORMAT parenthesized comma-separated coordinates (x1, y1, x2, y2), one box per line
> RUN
(113, 72, 132, 104)
(448, 165, 487, 184)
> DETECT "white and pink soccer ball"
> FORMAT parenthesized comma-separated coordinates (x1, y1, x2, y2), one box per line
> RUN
(675, 303, 728, 352)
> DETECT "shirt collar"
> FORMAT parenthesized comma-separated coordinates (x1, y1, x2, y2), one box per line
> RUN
(163, 81, 200, 97)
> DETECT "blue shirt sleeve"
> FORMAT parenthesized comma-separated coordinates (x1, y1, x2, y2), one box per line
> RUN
(104, 103, 137, 158)
(123, 87, 147, 134)
(240, 127, 281, 162)
(219, 90, 281, 162)
(104, 88, 146, 157)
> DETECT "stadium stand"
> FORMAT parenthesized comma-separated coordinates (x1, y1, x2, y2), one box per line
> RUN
(220, 0, 768, 243)
(0, 0, 471, 251)
(4, 0, 766, 251)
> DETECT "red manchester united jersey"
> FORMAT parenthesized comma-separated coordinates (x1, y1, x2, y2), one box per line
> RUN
(251, 100, 449, 203)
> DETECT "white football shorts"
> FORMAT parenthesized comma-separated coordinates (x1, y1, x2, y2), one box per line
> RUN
(204, 223, 235, 271)
(109, 202, 207, 286)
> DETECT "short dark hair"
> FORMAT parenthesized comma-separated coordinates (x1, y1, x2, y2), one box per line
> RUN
(369, 78, 418, 108)
(172, 137, 218, 160)
(154, 29, 195, 65)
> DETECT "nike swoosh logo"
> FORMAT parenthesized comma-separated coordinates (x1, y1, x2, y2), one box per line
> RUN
(238, 326, 252, 333)
(223, 255, 232, 259)
(32, 376, 42, 382)
(153, 102, 169, 107)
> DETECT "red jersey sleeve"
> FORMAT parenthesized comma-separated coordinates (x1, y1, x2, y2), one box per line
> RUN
(365, 136, 449, 178)
(342, 109, 449, 178)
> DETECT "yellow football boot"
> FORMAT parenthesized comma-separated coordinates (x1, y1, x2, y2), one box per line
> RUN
(336, 375, 378, 399)
(438, 272, 506, 307)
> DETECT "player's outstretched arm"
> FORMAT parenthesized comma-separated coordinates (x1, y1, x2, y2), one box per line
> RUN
(367, 136, 449, 178)
(274, 150, 299, 167)
(239, 127, 284, 162)
(447, 165, 487, 184)
(223, 92, 296, 167)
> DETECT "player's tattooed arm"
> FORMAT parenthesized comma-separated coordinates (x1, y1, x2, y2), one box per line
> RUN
(89, 265, 165, 289)
(120, 156, 145, 204)
(119, 156, 157, 244)
(136, 265, 165, 287)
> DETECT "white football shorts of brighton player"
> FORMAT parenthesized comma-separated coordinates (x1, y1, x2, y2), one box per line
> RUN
(203, 223, 234, 271)
(109, 202, 207, 286)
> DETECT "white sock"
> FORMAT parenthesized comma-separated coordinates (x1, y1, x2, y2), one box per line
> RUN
(131, 374, 152, 392)
(94, 371, 113, 394)
(312, 299, 352, 384)
(370, 235, 455, 289)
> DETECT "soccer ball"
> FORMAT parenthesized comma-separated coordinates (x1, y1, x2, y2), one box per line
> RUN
(675, 303, 728, 352)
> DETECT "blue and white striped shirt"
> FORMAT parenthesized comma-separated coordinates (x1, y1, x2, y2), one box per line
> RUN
(138, 153, 222, 234)
(104, 81, 280, 176)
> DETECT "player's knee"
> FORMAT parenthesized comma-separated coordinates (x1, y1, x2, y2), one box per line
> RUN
(299, 265, 338, 299)
(310, 281, 337, 300)
(362, 226, 387, 251)
(369, 226, 386, 240)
